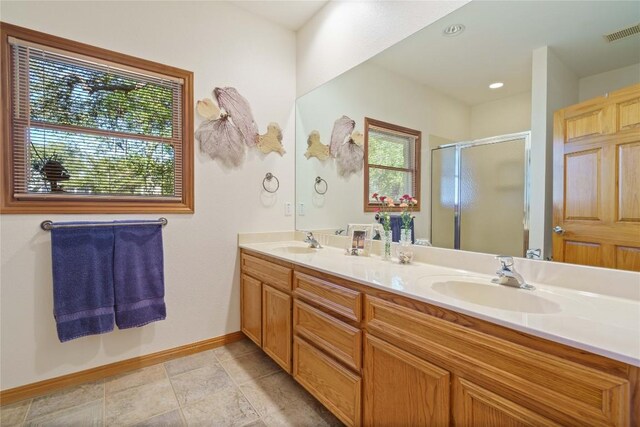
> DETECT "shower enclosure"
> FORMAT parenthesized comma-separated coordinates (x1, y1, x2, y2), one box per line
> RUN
(430, 132, 530, 257)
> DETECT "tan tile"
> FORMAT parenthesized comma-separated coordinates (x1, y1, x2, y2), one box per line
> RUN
(239, 372, 314, 416)
(242, 419, 267, 427)
(105, 364, 166, 395)
(165, 350, 217, 378)
(24, 399, 103, 427)
(219, 350, 281, 385)
(26, 381, 103, 421)
(0, 399, 31, 426)
(105, 379, 178, 426)
(133, 409, 184, 427)
(181, 388, 258, 426)
(260, 403, 343, 427)
(213, 339, 260, 362)
(170, 364, 236, 407)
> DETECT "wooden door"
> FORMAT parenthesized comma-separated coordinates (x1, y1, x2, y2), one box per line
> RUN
(452, 376, 560, 426)
(553, 84, 640, 270)
(241, 274, 262, 346)
(363, 334, 450, 426)
(262, 284, 292, 372)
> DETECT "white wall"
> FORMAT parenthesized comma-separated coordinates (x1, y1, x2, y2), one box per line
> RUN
(0, 1, 296, 390)
(529, 46, 578, 259)
(578, 63, 640, 102)
(296, 0, 470, 96)
(469, 92, 532, 140)
(296, 62, 470, 239)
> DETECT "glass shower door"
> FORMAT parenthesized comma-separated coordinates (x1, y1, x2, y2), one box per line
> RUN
(430, 146, 457, 249)
(459, 137, 527, 256)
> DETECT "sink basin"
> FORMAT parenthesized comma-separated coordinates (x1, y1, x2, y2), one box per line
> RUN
(429, 277, 561, 314)
(272, 245, 318, 255)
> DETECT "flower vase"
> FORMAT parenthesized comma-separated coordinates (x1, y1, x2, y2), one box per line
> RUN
(397, 229, 414, 264)
(382, 230, 392, 260)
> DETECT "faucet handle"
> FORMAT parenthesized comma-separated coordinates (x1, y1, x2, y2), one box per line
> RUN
(495, 255, 514, 270)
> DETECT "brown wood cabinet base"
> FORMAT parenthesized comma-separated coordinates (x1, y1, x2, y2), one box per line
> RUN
(240, 249, 638, 426)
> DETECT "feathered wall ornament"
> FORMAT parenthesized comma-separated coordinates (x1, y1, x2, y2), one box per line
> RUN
(336, 131, 364, 177)
(257, 122, 286, 156)
(329, 115, 355, 158)
(195, 112, 246, 167)
(305, 130, 330, 160)
(214, 87, 259, 146)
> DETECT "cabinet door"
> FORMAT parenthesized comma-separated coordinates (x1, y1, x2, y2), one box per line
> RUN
(241, 274, 262, 347)
(452, 376, 560, 427)
(262, 284, 292, 373)
(363, 334, 450, 426)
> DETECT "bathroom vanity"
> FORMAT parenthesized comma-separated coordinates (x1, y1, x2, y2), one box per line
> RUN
(239, 239, 639, 427)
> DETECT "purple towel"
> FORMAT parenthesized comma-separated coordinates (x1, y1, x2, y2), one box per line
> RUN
(51, 226, 115, 342)
(113, 223, 166, 329)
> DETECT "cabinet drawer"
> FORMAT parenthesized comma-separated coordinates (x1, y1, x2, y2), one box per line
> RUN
(293, 272, 362, 322)
(294, 299, 362, 371)
(365, 296, 629, 426)
(242, 253, 292, 292)
(293, 336, 362, 427)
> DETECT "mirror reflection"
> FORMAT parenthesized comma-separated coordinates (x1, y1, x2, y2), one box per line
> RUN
(295, 0, 640, 270)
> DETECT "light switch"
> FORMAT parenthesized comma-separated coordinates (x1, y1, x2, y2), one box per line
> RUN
(298, 202, 305, 216)
(284, 202, 292, 216)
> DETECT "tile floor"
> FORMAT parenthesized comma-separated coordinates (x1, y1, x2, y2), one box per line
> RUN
(0, 339, 343, 426)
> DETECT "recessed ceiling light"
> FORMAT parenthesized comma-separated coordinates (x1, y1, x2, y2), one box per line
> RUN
(443, 24, 465, 37)
(489, 82, 504, 89)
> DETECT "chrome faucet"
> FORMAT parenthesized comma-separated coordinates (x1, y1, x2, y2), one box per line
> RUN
(304, 232, 322, 249)
(492, 256, 534, 290)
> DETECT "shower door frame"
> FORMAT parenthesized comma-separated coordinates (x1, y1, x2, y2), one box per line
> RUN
(430, 131, 531, 256)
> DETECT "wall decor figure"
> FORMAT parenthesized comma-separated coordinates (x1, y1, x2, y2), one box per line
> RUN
(213, 87, 259, 146)
(305, 130, 330, 160)
(196, 98, 221, 120)
(329, 115, 355, 157)
(336, 131, 364, 177)
(257, 122, 286, 156)
(195, 112, 246, 167)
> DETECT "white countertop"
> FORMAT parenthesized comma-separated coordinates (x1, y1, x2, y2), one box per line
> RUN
(239, 239, 640, 367)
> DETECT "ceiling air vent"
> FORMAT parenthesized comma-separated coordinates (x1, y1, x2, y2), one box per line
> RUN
(604, 23, 640, 43)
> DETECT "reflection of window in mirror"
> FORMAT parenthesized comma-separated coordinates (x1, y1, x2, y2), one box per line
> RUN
(364, 117, 421, 212)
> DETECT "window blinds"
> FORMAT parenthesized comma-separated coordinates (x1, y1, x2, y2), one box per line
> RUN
(9, 37, 184, 200)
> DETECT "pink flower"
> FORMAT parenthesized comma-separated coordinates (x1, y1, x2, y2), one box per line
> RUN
(372, 192, 379, 199)
(379, 196, 386, 202)
(411, 198, 418, 204)
(386, 198, 394, 206)
(399, 203, 408, 208)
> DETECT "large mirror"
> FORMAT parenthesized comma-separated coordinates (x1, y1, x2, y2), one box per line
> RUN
(295, 0, 640, 270)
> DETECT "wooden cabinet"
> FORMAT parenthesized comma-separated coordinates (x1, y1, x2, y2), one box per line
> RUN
(240, 274, 262, 346)
(262, 284, 292, 372)
(240, 252, 293, 373)
(240, 251, 638, 426)
(452, 376, 560, 427)
(363, 334, 450, 427)
(293, 336, 362, 427)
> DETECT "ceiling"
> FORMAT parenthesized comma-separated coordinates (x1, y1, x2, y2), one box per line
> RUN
(371, 1, 640, 106)
(230, 1, 329, 31)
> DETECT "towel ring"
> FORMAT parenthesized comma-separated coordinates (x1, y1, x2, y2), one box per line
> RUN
(263, 173, 279, 193)
(314, 176, 328, 195)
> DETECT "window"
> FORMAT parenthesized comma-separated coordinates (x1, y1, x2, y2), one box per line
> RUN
(364, 117, 421, 212)
(0, 23, 194, 213)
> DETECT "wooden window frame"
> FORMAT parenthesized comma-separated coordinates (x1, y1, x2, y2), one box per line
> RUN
(363, 117, 421, 213)
(0, 23, 194, 214)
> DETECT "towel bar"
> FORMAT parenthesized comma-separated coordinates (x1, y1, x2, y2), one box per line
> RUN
(41, 218, 168, 231)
